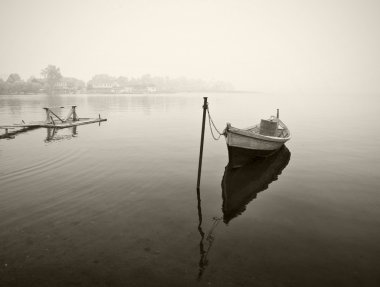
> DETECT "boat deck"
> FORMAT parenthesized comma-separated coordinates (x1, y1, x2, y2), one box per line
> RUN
(246, 124, 289, 138)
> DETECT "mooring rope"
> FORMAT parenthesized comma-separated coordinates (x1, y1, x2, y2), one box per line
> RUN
(206, 106, 225, 140)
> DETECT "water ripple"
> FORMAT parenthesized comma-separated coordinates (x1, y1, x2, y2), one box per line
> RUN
(0, 148, 85, 185)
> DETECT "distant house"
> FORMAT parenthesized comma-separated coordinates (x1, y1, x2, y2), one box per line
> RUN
(87, 74, 158, 94)
(91, 81, 119, 90)
(146, 86, 157, 93)
(87, 75, 120, 93)
(120, 86, 133, 93)
(55, 80, 68, 89)
(55, 77, 85, 93)
(127, 84, 157, 93)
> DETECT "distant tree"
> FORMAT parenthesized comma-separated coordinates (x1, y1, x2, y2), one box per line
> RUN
(86, 82, 93, 90)
(0, 78, 5, 94)
(41, 65, 62, 94)
(26, 77, 43, 94)
(91, 74, 115, 82)
(141, 74, 152, 86)
(6, 73, 22, 83)
(64, 77, 85, 91)
(13, 80, 27, 94)
(117, 76, 129, 87)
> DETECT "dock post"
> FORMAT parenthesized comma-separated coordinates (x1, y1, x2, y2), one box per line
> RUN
(43, 108, 50, 122)
(277, 109, 279, 118)
(5, 128, 8, 135)
(72, 106, 78, 121)
(196, 97, 208, 189)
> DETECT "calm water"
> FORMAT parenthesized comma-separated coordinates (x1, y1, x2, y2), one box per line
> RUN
(0, 93, 379, 286)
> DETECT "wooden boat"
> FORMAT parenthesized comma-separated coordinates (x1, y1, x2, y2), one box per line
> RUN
(222, 145, 291, 224)
(224, 109, 291, 168)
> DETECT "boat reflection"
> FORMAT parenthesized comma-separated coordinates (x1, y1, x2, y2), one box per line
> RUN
(196, 147, 290, 279)
(45, 126, 78, 142)
(222, 145, 291, 224)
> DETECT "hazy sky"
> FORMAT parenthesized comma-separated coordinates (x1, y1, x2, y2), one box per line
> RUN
(0, 0, 379, 93)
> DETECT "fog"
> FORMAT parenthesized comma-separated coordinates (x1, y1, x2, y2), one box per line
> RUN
(0, 0, 379, 94)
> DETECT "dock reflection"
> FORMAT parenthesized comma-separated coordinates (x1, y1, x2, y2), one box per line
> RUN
(222, 146, 291, 223)
(45, 126, 78, 142)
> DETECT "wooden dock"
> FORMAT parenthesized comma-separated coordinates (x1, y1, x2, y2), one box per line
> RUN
(0, 106, 107, 139)
(0, 126, 39, 139)
(4, 118, 107, 129)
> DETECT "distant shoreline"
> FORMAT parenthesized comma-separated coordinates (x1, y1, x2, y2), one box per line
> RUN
(0, 90, 258, 96)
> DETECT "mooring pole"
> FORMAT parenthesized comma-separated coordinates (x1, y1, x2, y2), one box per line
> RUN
(197, 97, 208, 189)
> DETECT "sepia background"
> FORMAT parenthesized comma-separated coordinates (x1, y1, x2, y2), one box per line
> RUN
(1, 1, 380, 287)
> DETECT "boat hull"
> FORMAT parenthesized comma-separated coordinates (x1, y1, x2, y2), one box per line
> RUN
(226, 130, 289, 167)
(227, 145, 280, 168)
(227, 129, 287, 150)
